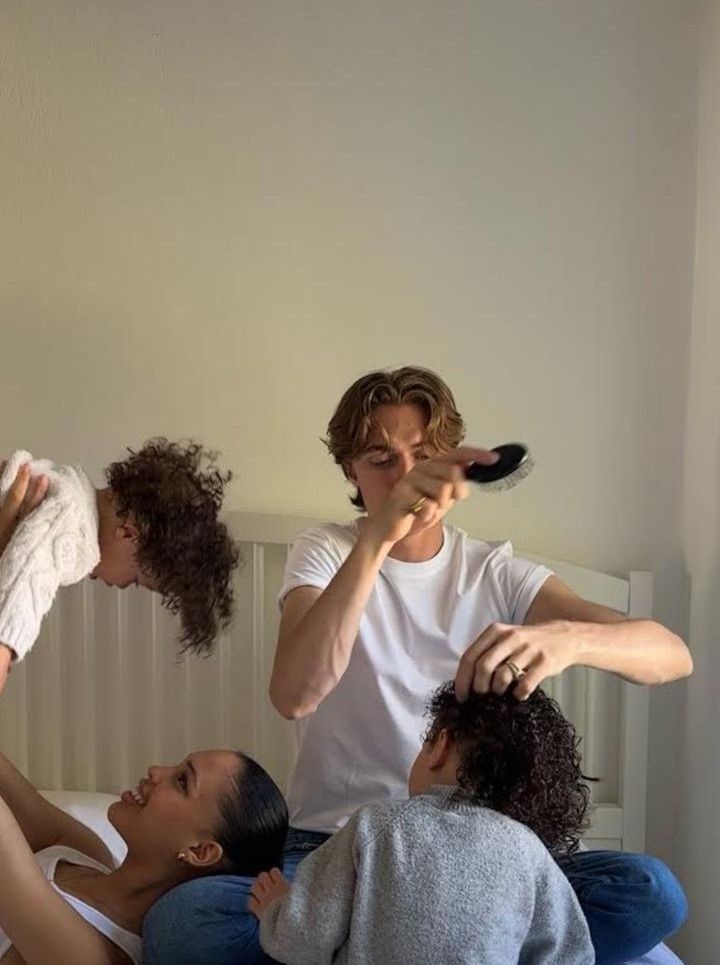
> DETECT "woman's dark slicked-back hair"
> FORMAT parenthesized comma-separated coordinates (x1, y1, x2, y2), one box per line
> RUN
(215, 753, 289, 876)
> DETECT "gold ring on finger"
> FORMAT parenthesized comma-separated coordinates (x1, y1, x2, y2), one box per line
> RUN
(504, 660, 526, 682)
(409, 496, 427, 515)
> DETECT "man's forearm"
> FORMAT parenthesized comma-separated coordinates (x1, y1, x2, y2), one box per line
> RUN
(270, 535, 391, 718)
(524, 578, 692, 687)
(571, 618, 692, 685)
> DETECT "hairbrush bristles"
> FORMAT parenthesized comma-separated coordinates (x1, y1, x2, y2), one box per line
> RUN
(475, 451, 535, 492)
(464, 443, 534, 493)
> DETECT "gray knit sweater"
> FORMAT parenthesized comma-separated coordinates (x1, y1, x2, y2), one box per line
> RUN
(260, 786, 595, 964)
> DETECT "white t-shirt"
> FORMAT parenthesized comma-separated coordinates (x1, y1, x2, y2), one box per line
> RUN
(279, 522, 553, 833)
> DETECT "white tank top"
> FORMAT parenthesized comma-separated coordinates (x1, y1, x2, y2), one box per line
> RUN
(0, 845, 142, 963)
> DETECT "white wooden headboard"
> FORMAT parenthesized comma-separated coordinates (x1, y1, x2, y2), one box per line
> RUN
(0, 512, 651, 852)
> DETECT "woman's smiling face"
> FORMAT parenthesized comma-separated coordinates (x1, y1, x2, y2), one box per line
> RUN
(108, 749, 242, 872)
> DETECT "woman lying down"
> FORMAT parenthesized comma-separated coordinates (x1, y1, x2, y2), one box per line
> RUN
(0, 747, 287, 964)
(250, 684, 597, 965)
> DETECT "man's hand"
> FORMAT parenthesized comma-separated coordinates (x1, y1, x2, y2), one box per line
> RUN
(248, 868, 291, 918)
(363, 446, 499, 548)
(0, 460, 49, 555)
(454, 620, 579, 702)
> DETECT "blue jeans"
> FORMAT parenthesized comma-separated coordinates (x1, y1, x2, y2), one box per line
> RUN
(142, 830, 687, 965)
(555, 850, 687, 964)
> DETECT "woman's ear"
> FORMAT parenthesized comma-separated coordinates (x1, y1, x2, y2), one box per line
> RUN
(182, 839, 224, 870)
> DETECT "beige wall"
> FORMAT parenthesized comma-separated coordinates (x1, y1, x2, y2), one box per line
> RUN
(675, 0, 720, 960)
(0, 0, 701, 928)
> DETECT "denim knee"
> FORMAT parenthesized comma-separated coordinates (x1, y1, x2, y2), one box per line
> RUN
(143, 875, 269, 965)
(631, 855, 688, 936)
(558, 849, 688, 963)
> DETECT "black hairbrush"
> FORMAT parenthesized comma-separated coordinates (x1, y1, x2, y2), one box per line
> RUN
(464, 443, 534, 492)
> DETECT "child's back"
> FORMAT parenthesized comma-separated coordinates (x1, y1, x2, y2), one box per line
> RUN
(260, 787, 595, 965)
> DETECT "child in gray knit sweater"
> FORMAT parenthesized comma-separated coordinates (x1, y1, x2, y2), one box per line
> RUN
(250, 684, 595, 964)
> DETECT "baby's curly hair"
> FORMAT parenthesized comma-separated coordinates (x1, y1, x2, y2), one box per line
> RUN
(105, 439, 240, 654)
(425, 683, 592, 854)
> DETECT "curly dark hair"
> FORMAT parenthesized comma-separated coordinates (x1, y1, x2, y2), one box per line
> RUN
(424, 683, 592, 854)
(105, 439, 240, 654)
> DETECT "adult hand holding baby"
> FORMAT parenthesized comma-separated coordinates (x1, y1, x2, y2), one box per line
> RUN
(0, 460, 49, 553)
(0, 460, 49, 693)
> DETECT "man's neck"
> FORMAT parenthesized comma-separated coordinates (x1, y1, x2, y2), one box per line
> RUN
(387, 522, 444, 563)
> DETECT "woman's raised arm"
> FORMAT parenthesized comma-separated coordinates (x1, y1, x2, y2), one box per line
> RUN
(0, 792, 127, 964)
(0, 753, 113, 865)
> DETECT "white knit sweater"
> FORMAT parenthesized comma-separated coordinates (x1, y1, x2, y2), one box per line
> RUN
(0, 450, 100, 661)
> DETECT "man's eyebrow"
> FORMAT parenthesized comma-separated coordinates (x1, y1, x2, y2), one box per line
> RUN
(363, 441, 428, 453)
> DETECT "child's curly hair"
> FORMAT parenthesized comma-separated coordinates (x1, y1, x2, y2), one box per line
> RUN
(105, 439, 240, 654)
(425, 683, 592, 854)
